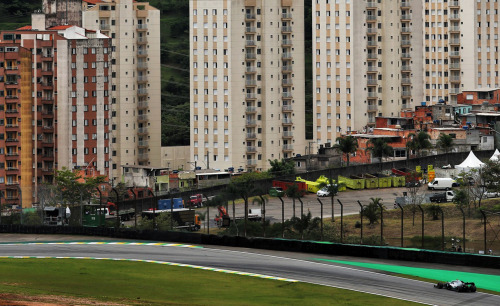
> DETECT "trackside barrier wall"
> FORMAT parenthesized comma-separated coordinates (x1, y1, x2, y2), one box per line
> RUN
(1, 224, 498, 269)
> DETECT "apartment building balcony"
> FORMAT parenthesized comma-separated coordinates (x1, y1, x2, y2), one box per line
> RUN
(401, 78, 411, 85)
(41, 152, 53, 159)
(282, 131, 293, 138)
(246, 159, 257, 166)
(4, 80, 18, 86)
(401, 65, 411, 72)
(367, 40, 377, 47)
(282, 52, 292, 60)
(137, 24, 148, 31)
(450, 76, 461, 83)
(245, 66, 256, 74)
(282, 105, 293, 112)
(449, 26, 460, 33)
(246, 146, 257, 153)
(282, 39, 292, 46)
(367, 79, 377, 86)
(449, 1, 459, 8)
(41, 67, 53, 75)
(5, 181, 19, 186)
(137, 88, 148, 96)
(137, 62, 148, 70)
(282, 92, 293, 99)
(367, 92, 377, 99)
(368, 104, 378, 111)
(246, 106, 257, 113)
(246, 26, 256, 33)
(282, 118, 293, 125)
(281, 13, 292, 20)
(5, 108, 18, 114)
(6, 138, 19, 142)
(5, 95, 18, 100)
(137, 75, 148, 83)
(42, 139, 54, 146)
(42, 96, 54, 103)
(281, 26, 292, 33)
(246, 120, 257, 127)
(245, 79, 257, 87)
(367, 53, 377, 60)
(400, 1, 410, 8)
(282, 144, 293, 151)
(42, 125, 54, 131)
(5, 66, 18, 71)
(401, 14, 411, 21)
(137, 37, 148, 44)
(401, 27, 411, 33)
(246, 133, 257, 139)
(5, 124, 19, 129)
(5, 165, 18, 172)
(6, 152, 19, 158)
(246, 40, 256, 47)
(137, 127, 148, 135)
(137, 49, 148, 57)
(401, 39, 411, 46)
(282, 65, 292, 72)
(366, 15, 377, 22)
(449, 63, 461, 70)
(137, 114, 148, 122)
(449, 88, 461, 94)
(245, 13, 256, 21)
(367, 28, 377, 35)
(401, 52, 411, 59)
(282, 79, 293, 86)
(41, 53, 53, 60)
(42, 167, 54, 173)
(246, 93, 256, 100)
(245, 53, 257, 60)
(449, 51, 460, 58)
(367, 66, 377, 73)
(138, 140, 149, 148)
(449, 38, 460, 45)
(137, 101, 148, 110)
(100, 24, 110, 30)
(368, 117, 376, 124)
(366, 1, 377, 8)
(402, 90, 411, 97)
(138, 154, 149, 162)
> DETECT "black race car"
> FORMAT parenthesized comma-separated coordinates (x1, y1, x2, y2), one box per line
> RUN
(435, 280, 477, 292)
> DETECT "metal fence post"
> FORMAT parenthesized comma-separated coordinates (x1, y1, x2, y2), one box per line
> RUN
(357, 200, 363, 244)
(317, 198, 323, 241)
(396, 203, 404, 248)
(418, 205, 424, 249)
(278, 196, 284, 238)
(336, 199, 344, 243)
(376, 202, 384, 246)
(458, 206, 466, 252)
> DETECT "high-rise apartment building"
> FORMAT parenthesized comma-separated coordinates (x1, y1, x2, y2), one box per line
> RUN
(313, 0, 500, 147)
(190, 0, 306, 172)
(0, 25, 111, 207)
(82, 0, 161, 184)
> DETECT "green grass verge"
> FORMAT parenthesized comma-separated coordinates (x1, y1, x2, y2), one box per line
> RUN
(313, 259, 500, 293)
(0, 259, 418, 305)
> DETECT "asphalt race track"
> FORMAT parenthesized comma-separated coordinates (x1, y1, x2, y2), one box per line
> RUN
(1, 241, 499, 305)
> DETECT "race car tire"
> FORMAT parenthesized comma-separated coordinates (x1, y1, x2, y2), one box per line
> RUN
(435, 283, 444, 289)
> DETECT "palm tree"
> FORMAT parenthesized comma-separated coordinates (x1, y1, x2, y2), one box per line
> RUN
(406, 131, 432, 158)
(332, 136, 358, 167)
(437, 133, 454, 164)
(285, 183, 303, 219)
(365, 138, 393, 170)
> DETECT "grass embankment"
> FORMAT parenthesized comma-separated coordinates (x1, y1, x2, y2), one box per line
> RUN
(0, 259, 417, 305)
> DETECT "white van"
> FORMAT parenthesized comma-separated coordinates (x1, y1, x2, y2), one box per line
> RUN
(427, 178, 457, 190)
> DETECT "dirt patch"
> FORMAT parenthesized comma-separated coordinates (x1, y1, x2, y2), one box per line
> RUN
(0, 293, 133, 305)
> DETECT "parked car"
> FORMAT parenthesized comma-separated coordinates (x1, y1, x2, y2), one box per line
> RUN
(428, 178, 458, 190)
(484, 190, 500, 198)
(269, 187, 285, 197)
(316, 185, 338, 197)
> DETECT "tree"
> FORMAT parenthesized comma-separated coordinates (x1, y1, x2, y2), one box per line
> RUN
(405, 171, 426, 225)
(362, 197, 382, 225)
(231, 173, 263, 237)
(285, 183, 303, 219)
(437, 133, 454, 164)
(406, 131, 432, 158)
(365, 138, 393, 169)
(425, 204, 441, 221)
(268, 159, 295, 176)
(332, 136, 358, 166)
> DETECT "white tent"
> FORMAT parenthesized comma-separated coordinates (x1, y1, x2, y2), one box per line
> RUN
(490, 149, 500, 162)
(455, 151, 485, 172)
